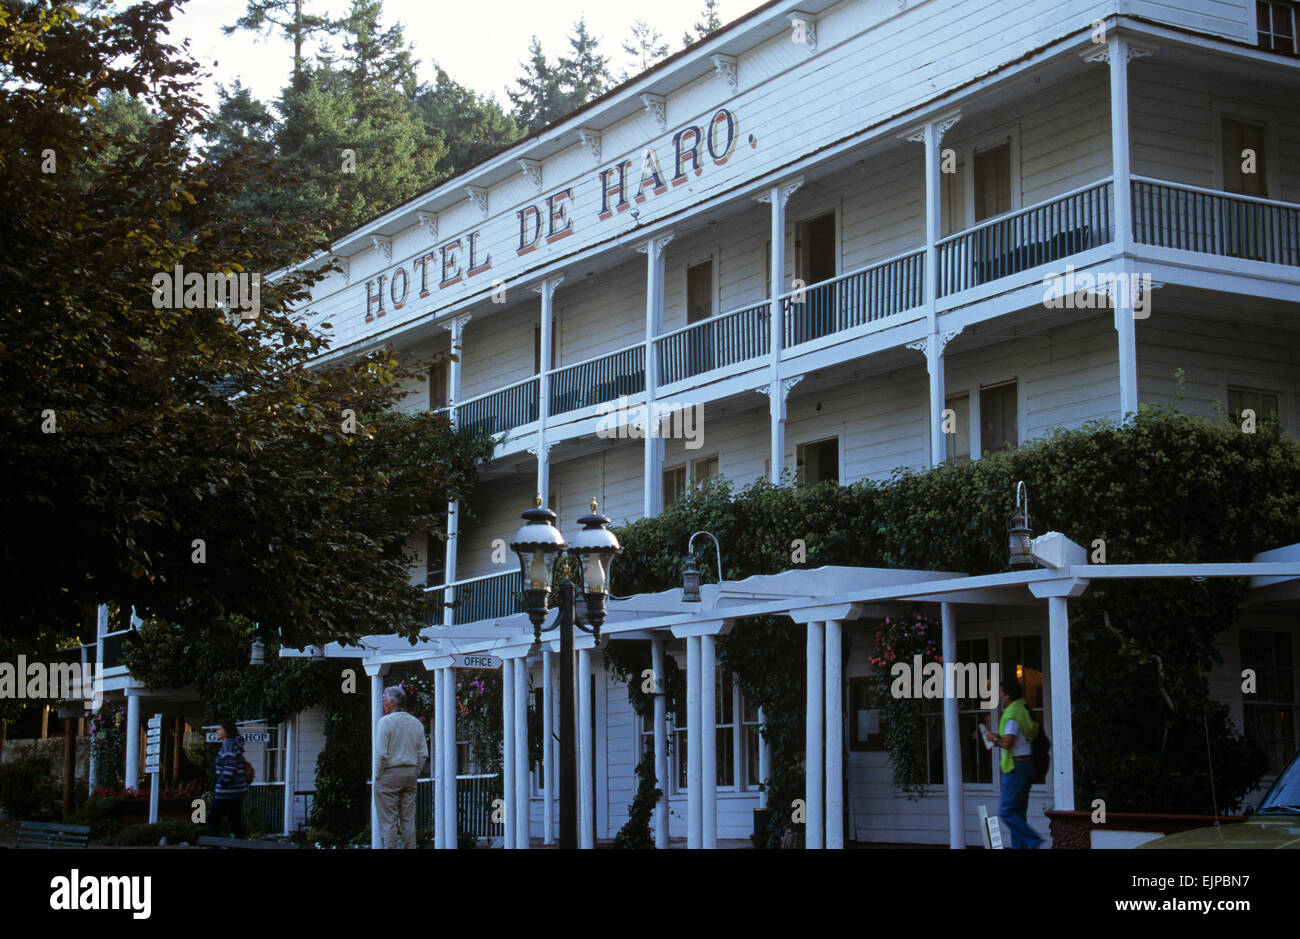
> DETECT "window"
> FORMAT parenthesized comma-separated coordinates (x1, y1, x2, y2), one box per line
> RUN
(742, 694, 762, 787)
(796, 437, 839, 486)
(1229, 387, 1280, 426)
(262, 725, 282, 783)
(428, 360, 448, 410)
(1222, 118, 1269, 198)
(663, 456, 717, 507)
(945, 393, 971, 462)
(849, 676, 886, 751)
(1258, 2, 1298, 55)
(957, 638, 994, 784)
(973, 141, 1012, 222)
(686, 260, 714, 324)
(794, 212, 836, 287)
(656, 665, 755, 792)
(941, 158, 968, 236)
(1001, 634, 1046, 785)
(716, 669, 735, 787)
(763, 239, 771, 298)
(980, 381, 1018, 454)
(1240, 630, 1296, 774)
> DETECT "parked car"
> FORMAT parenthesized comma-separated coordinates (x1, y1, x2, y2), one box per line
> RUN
(1139, 749, 1300, 848)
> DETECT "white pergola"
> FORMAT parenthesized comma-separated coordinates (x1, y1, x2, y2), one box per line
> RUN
(284, 537, 1300, 849)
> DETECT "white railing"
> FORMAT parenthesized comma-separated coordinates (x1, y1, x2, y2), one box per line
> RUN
(1131, 175, 1300, 267)
(423, 569, 521, 625)
(779, 247, 925, 349)
(656, 301, 770, 385)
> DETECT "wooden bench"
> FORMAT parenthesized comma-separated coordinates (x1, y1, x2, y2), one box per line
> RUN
(16, 821, 91, 848)
(196, 835, 296, 849)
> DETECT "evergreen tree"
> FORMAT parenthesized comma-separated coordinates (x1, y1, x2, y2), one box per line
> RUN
(682, 0, 723, 47)
(558, 17, 611, 109)
(621, 19, 670, 81)
(416, 65, 522, 175)
(507, 36, 565, 136)
(224, 0, 332, 85)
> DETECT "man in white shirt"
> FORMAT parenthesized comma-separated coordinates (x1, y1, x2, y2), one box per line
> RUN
(374, 685, 429, 849)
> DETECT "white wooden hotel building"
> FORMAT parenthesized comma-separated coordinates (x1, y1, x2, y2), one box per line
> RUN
(95, 0, 1300, 846)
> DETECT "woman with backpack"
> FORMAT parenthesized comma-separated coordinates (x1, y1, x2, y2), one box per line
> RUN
(209, 719, 251, 839)
(984, 678, 1045, 849)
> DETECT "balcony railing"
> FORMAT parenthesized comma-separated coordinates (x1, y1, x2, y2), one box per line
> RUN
(937, 179, 1114, 296)
(657, 301, 769, 385)
(782, 249, 925, 348)
(424, 570, 522, 626)
(1132, 176, 1300, 267)
(549, 344, 645, 416)
(455, 377, 538, 436)
(416, 774, 504, 839)
(100, 629, 130, 671)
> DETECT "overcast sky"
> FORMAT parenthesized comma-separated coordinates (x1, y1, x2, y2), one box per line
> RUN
(165, 0, 758, 110)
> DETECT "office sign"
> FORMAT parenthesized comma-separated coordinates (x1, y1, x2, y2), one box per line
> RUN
(451, 654, 503, 670)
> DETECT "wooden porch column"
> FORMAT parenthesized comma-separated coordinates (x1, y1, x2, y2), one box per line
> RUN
(650, 634, 669, 848)
(442, 315, 469, 591)
(577, 647, 595, 848)
(1107, 35, 1139, 420)
(534, 277, 562, 501)
(686, 635, 702, 848)
(805, 621, 825, 849)
(442, 667, 457, 848)
(282, 715, 295, 836)
(1048, 596, 1075, 811)
(825, 619, 844, 849)
(433, 667, 447, 849)
(62, 714, 76, 820)
(637, 234, 672, 518)
(369, 670, 384, 849)
(757, 179, 803, 484)
(941, 602, 964, 849)
(700, 634, 717, 848)
(514, 655, 531, 849)
(502, 657, 516, 848)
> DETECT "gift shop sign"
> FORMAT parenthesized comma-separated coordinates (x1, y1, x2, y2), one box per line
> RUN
(360, 108, 742, 325)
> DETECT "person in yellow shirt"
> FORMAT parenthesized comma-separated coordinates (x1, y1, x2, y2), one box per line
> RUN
(374, 686, 429, 849)
(983, 677, 1044, 849)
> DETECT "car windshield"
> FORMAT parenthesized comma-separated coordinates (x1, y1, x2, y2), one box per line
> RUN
(1256, 751, 1300, 815)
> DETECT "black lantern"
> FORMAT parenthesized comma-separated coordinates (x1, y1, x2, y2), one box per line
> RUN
(1007, 480, 1034, 567)
(510, 495, 567, 630)
(681, 555, 702, 602)
(569, 499, 620, 635)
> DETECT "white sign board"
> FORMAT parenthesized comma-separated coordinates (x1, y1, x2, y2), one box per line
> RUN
(147, 715, 162, 729)
(451, 653, 504, 670)
(205, 730, 271, 743)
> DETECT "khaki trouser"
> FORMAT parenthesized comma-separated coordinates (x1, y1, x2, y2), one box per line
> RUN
(376, 765, 419, 849)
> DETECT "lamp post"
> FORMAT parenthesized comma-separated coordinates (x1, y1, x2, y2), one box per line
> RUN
(510, 496, 620, 850)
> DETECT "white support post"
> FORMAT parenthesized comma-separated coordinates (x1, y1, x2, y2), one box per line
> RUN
(443, 668, 457, 848)
(124, 692, 140, 792)
(370, 673, 383, 849)
(940, 603, 964, 849)
(651, 634, 669, 848)
(926, 341, 947, 468)
(700, 634, 717, 849)
(514, 657, 531, 849)
(551, 656, 561, 841)
(825, 619, 843, 849)
(757, 179, 801, 484)
(923, 121, 941, 332)
(1108, 36, 1138, 422)
(638, 235, 672, 518)
(535, 278, 561, 499)
(686, 635, 702, 848)
(757, 706, 770, 808)
(578, 648, 595, 848)
(434, 667, 447, 849)
(282, 715, 295, 836)
(502, 657, 515, 849)
(1048, 597, 1075, 813)
(805, 621, 824, 849)
(542, 649, 554, 844)
(443, 315, 468, 589)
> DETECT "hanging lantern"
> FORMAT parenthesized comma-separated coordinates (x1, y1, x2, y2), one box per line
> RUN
(681, 555, 702, 602)
(1007, 480, 1035, 567)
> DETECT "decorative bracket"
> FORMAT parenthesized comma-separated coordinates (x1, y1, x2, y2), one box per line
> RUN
(635, 232, 675, 259)
(532, 275, 565, 301)
(756, 176, 804, 210)
(901, 110, 961, 146)
(577, 128, 602, 164)
(788, 11, 817, 52)
(711, 54, 738, 95)
(641, 93, 667, 132)
(906, 329, 962, 358)
(756, 375, 803, 403)
(1081, 41, 1155, 65)
(518, 158, 543, 192)
(370, 235, 392, 262)
(466, 185, 489, 218)
(416, 210, 438, 241)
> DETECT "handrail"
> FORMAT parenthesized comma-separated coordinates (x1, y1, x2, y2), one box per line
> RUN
(545, 338, 644, 379)
(454, 372, 538, 410)
(935, 176, 1116, 247)
(774, 245, 930, 303)
(1131, 174, 1300, 211)
(423, 569, 517, 593)
(655, 298, 769, 342)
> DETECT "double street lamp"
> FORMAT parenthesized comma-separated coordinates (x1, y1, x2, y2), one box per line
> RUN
(510, 497, 620, 849)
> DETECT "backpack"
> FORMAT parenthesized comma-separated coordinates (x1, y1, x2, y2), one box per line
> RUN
(1031, 725, 1051, 778)
(243, 759, 256, 784)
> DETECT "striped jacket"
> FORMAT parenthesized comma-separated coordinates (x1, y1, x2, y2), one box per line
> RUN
(214, 737, 249, 799)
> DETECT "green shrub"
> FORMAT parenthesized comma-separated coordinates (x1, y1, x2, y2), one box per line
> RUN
(0, 754, 58, 819)
(109, 819, 206, 846)
(66, 797, 123, 840)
